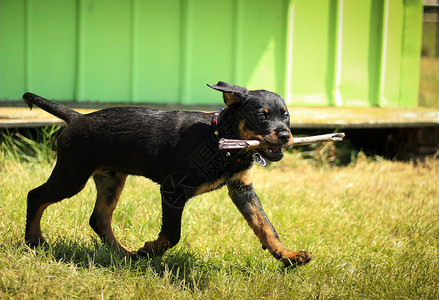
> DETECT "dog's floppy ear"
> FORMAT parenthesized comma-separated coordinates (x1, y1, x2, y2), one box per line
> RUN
(207, 81, 249, 107)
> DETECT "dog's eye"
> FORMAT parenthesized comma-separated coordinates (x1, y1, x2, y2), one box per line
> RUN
(284, 112, 289, 119)
(257, 113, 266, 121)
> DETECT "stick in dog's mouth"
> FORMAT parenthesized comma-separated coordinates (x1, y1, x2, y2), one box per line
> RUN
(218, 133, 345, 150)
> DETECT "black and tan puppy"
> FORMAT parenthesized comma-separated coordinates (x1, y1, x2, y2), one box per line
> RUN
(23, 81, 311, 267)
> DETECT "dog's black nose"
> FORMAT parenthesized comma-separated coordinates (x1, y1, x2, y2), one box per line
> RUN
(278, 131, 290, 143)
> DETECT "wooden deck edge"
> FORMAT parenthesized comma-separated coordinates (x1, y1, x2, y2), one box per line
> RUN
(1, 106, 439, 129)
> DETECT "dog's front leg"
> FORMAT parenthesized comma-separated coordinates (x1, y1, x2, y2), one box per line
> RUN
(137, 177, 190, 257)
(227, 180, 311, 267)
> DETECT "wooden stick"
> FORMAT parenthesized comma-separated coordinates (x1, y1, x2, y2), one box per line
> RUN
(291, 132, 345, 146)
(218, 133, 345, 150)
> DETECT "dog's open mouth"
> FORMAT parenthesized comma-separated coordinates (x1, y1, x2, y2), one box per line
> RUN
(256, 147, 284, 162)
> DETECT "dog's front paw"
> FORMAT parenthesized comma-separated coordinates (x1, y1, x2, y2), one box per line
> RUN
(280, 251, 312, 267)
(136, 247, 159, 259)
(135, 240, 168, 258)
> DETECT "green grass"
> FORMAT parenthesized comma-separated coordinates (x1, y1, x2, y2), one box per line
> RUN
(1, 126, 61, 163)
(1, 143, 439, 299)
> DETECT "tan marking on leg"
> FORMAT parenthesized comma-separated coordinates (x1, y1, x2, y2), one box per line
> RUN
(91, 172, 133, 255)
(229, 168, 253, 186)
(25, 203, 50, 245)
(246, 204, 286, 254)
(195, 178, 226, 196)
(247, 203, 311, 266)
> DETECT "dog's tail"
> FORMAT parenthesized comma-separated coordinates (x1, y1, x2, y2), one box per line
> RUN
(22, 92, 82, 123)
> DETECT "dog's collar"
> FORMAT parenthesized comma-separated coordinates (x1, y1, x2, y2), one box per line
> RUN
(211, 108, 224, 137)
(211, 108, 264, 166)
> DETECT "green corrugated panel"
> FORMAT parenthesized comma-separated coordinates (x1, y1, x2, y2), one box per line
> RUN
(0, 0, 423, 107)
(285, 0, 337, 106)
(27, 0, 77, 100)
(399, 0, 423, 107)
(235, 0, 287, 94)
(132, 0, 181, 104)
(0, 0, 26, 100)
(180, 0, 235, 105)
(375, 0, 422, 107)
(181, 0, 288, 105)
(378, 0, 404, 107)
(285, 0, 422, 107)
(337, 0, 382, 107)
(76, 0, 132, 102)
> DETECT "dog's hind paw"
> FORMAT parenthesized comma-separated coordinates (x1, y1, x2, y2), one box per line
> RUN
(25, 237, 48, 249)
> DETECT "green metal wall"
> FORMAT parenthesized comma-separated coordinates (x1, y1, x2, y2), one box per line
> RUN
(0, 0, 423, 107)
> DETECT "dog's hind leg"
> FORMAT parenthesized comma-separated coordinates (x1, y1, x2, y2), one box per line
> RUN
(89, 170, 133, 255)
(25, 157, 93, 248)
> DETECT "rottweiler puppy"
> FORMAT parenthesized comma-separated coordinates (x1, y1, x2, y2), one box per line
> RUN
(23, 81, 311, 267)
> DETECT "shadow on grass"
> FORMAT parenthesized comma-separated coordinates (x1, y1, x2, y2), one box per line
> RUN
(16, 238, 295, 292)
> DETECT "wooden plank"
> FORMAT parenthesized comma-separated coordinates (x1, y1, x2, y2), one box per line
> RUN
(288, 106, 439, 128)
(1, 106, 439, 129)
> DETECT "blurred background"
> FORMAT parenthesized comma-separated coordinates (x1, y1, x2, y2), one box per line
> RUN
(0, 0, 434, 107)
(421, 0, 439, 108)
(0, 0, 438, 161)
